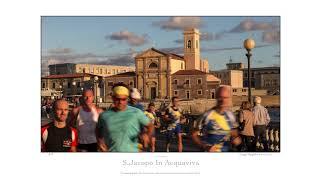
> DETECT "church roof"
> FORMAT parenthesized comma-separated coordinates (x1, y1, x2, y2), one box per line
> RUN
(148, 48, 184, 60)
(172, 69, 207, 75)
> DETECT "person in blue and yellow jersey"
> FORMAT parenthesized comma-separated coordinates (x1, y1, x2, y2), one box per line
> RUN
(191, 86, 241, 152)
(164, 97, 186, 152)
(144, 102, 160, 152)
(96, 83, 154, 152)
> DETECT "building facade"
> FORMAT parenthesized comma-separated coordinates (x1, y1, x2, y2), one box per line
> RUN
(172, 70, 220, 100)
(41, 73, 104, 101)
(49, 63, 135, 77)
(243, 67, 280, 95)
(134, 28, 213, 100)
(104, 72, 136, 101)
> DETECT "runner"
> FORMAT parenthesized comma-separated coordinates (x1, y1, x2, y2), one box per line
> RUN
(71, 89, 103, 152)
(191, 86, 241, 152)
(41, 99, 78, 152)
(96, 83, 154, 152)
(144, 102, 161, 152)
(164, 97, 185, 152)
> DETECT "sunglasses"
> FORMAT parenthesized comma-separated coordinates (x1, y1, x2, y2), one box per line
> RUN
(114, 97, 128, 102)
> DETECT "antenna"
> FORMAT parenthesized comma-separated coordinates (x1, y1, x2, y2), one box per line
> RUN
(229, 56, 232, 63)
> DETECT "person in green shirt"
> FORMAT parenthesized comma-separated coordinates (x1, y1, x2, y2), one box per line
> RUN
(96, 83, 154, 152)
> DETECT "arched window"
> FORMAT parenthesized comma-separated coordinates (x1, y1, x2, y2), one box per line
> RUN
(149, 62, 158, 68)
(187, 40, 191, 48)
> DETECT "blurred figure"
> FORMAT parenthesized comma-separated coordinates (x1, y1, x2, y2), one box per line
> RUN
(253, 96, 271, 151)
(144, 102, 160, 152)
(96, 83, 154, 152)
(128, 88, 144, 111)
(164, 97, 184, 152)
(191, 86, 241, 152)
(41, 99, 78, 152)
(71, 89, 103, 152)
(239, 101, 255, 152)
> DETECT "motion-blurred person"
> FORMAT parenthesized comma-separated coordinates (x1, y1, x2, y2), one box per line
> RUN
(71, 89, 103, 152)
(96, 83, 154, 152)
(238, 101, 255, 152)
(191, 86, 241, 152)
(164, 97, 185, 152)
(253, 96, 271, 151)
(144, 102, 161, 152)
(128, 88, 144, 111)
(41, 99, 78, 152)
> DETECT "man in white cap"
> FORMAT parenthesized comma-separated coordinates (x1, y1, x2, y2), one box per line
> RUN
(253, 96, 271, 151)
(96, 83, 154, 152)
(128, 88, 144, 111)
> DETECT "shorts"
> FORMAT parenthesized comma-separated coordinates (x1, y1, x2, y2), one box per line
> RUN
(166, 124, 182, 143)
(78, 143, 98, 152)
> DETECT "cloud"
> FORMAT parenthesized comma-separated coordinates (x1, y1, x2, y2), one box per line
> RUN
(174, 31, 226, 44)
(230, 19, 278, 33)
(174, 39, 184, 44)
(159, 47, 184, 54)
(262, 30, 280, 43)
(201, 44, 272, 52)
(48, 48, 73, 54)
(153, 16, 203, 30)
(107, 30, 148, 46)
(104, 56, 135, 66)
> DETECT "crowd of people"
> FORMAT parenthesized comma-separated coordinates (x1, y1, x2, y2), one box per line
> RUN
(41, 83, 272, 152)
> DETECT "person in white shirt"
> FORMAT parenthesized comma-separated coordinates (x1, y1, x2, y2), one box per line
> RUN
(71, 89, 103, 152)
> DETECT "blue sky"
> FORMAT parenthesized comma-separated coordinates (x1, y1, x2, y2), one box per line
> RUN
(41, 16, 280, 75)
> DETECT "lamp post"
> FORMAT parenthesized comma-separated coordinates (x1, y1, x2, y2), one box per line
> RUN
(72, 81, 76, 101)
(94, 76, 99, 105)
(243, 38, 255, 104)
(59, 85, 63, 99)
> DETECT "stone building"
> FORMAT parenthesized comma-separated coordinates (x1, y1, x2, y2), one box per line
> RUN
(172, 69, 220, 100)
(104, 71, 136, 101)
(135, 28, 212, 100)
(48, 63, 135, 77)
(243, 66, 280, 95)
(41, 73, 104, 101)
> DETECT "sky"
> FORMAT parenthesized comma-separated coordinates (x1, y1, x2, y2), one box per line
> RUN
(41, 16, 280, 75)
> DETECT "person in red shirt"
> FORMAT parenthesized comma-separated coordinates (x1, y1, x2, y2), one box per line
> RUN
(41, 99, 78, 152)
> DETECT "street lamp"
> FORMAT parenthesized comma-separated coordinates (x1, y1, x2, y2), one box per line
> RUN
(244, 38, 255, 104)
(94, 76, 99, 105)
(59, 85, 63, 99)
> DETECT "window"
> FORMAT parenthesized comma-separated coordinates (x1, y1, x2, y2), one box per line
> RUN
(77, 82, 81, 88)
(244, 72, 247, 77)
(174, 79, 178, 84)
(149, 62, 158, 68)
(187, 40, 191, 48)
(42, 83, 45, 89)
(174, 90, 178, 95)
(129, 81, 133, 86)
(233, 89, 237, 92)
(185, 79, 190, 84)
(100, 69, 102, 74)
(242, 89, 246, 92)
(197, 90, 202, 95)
(68, 82, 71, 88)
(105, 69, 108, 74)
(181, 63, 183, 69)
(52, 82, 56, 89)
(108, 81, 113, 86)
(197, 78, 202, 84)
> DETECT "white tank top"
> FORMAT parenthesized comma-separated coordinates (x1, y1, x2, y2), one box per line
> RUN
(77, 106, 99, 144)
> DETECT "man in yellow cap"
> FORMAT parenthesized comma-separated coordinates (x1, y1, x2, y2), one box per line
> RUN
(96, 83, 154, 152)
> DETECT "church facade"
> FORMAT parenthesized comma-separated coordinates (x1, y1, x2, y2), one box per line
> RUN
(105, 28, 219, 100)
